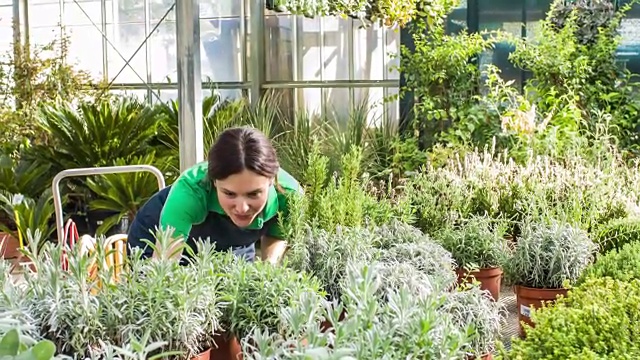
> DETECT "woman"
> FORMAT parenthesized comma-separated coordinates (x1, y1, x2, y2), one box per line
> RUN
(126, 126, 302, 264)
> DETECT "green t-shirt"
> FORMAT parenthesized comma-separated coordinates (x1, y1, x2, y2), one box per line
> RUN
(159, 161, 302, 241)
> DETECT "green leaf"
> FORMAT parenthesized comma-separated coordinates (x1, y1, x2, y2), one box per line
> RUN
(27, 340, 55, 360)
(0, 329, 21, 356)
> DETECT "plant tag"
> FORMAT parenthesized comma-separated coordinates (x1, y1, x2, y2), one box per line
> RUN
(520, 304, 531, 318)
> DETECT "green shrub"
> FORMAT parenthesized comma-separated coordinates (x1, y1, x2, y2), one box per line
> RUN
(592, 217, 640, 254)
(504, 277, 640, 359)
(578, 241, 640, 284)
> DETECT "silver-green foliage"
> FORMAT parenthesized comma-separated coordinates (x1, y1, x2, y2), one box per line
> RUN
(222, 256, 325, 340)
(440, 285, 506, 357)
(284, 225, 377, 300)
(17, 228, 226, 359)
(242, 261, 470, 359)
(433, 215, 510, 270)
(505, 221, 597, 289)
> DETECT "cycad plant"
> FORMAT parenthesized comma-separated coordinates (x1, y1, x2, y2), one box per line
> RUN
(84, 153, 170, 235)
(0, 190, 58, 247)
(154, 92, 245, 161)
(34, 96, 160, 173)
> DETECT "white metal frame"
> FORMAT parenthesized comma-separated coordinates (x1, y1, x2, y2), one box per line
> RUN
(52, 165, 166, 243)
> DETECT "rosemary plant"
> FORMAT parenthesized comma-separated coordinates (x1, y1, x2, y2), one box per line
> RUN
(433, 215, 510, 271)
(504, 220, 597, 289)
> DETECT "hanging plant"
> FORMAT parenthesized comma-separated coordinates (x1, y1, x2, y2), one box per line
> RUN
(265, 0, 461, 28)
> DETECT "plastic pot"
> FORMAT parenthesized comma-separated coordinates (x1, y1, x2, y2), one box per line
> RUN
(456, 267, 503, 301)
(515, 285, 568, 337)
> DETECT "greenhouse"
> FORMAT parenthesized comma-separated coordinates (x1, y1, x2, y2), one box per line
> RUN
(1, 0, 640, 359)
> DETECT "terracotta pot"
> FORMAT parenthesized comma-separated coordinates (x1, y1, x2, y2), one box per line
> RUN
(210, 334, 242, 360)
(456, 267, 503, 301)
(191, 348, 211, 360)
(319, 308, 347, 333)
(0, 232, 21, 259)
(515, 285, 568, 337)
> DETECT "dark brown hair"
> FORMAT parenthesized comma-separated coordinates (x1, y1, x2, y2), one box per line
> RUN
(207, 126, 280, 181)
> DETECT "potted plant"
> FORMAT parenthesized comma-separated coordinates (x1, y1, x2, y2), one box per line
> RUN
(440, 284, 506, 360)
(0, 189, 58, 270)
(0, 155, 53, 262)
(216, 256, 325, 360)
(434, 216, 510, 301)
(18, 227, 226, 360)
(504, 220, 597, 336)
(242, 261, 472, 359)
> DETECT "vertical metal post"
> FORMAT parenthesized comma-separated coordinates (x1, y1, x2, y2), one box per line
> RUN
(249, 0, 265, 106)
(176, 0, 204, 172)
(100, 0, 109, 82)
(12, 0, 28, 48)
(144, 0, 153, 103)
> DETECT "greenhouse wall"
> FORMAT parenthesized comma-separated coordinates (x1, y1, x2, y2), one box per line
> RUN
(1, 0, 639, 125)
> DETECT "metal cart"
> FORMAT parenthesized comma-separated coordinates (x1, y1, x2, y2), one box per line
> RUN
(52, 165, 166, 243)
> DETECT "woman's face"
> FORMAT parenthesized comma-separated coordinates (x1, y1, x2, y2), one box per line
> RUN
(214, 169, 273, 228)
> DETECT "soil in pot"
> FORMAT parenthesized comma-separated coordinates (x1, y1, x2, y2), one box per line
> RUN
(456, 267, 503, 301)
(515, 285, 568, 337)
(210, 333, 242, 360)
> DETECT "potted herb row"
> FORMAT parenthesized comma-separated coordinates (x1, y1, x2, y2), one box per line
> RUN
(433, 216, 510, 301)
(504, 220, 597, 336)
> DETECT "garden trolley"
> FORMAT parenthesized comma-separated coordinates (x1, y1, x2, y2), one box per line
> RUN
(51, 165, 166, 274)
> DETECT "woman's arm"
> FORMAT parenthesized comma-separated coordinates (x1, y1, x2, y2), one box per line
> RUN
(260, 236, 288, 264)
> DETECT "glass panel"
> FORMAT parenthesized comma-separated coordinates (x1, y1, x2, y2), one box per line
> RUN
(0, 5, 12, 27)
(0, 26, 11, 56)
(154, 88, 231, 104)
(199, 0, 242, 18)
(525, 0, 550, 41)
(618, 1, 640, 75)
(353, 87, 385, 127)
(385, 27, 401, 80)
(29, 1, 62, 28)
(150, 0, 176, 22)
(30, 27, 62, 47)
(299, 17, 321, 81)
(66, 25, 105, 79)
(323, 87, 351, 118)
(109, 89, 148, 100)
(353, 21, 384, 80)
(149, 21, 177, 82)
(201, 17, 242, 82)
(265, 14, 294, 81)
(385, 87, 400, 126)
(321, 17, 349, 80)
(115, 0, 144, 23)
(297, 87, 322, 116)
(106, 23, 148, 83)
(478, 0, 525, 90)
(64, 0, 106, 26)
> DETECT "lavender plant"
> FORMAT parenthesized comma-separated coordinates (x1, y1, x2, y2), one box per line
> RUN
(504, 220, 597, 289)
